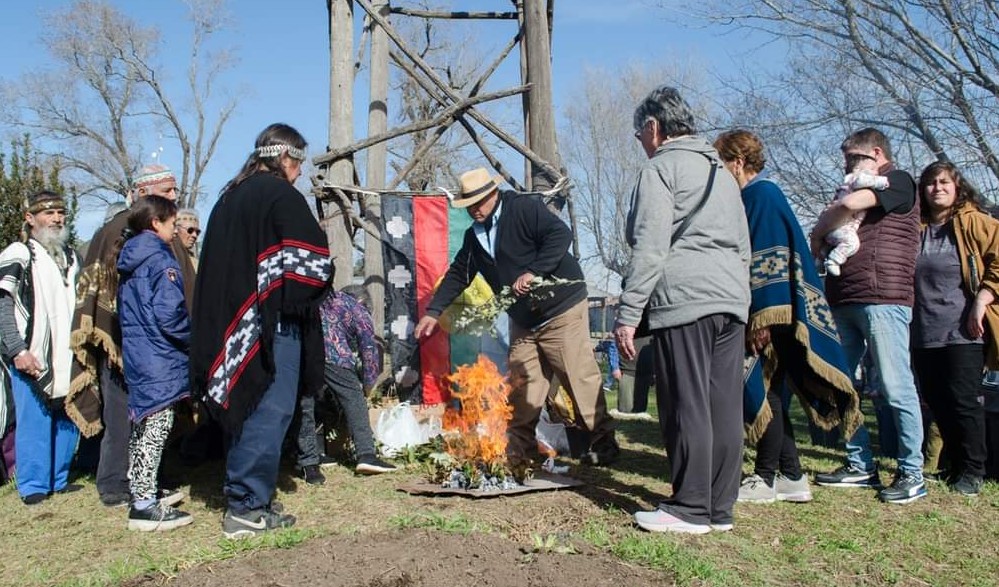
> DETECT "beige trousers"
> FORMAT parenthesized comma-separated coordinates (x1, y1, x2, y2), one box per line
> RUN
(506, 300, 614, 462)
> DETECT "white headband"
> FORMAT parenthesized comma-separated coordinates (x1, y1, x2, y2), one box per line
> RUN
(256, 144, 306, 161)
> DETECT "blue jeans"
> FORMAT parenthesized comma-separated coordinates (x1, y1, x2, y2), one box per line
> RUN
(11, 369, 79, 497)
(224, 322, 301, 514)
(832, 304, 924, 477)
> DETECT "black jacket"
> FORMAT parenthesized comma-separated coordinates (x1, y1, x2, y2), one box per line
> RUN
(426, 192, 586, 329)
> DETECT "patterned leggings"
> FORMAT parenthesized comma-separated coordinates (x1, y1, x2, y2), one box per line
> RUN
(128, 408, 174, 503)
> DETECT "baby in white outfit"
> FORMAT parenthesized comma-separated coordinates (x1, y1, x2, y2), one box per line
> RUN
(820, 158, 890, 276)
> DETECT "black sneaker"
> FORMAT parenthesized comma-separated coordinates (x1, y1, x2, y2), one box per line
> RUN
(951, 473, 983, 497)
(355, 455, 397, 475)
(318, 454, 339, 468)
(22, 493, 48, 506)
(222, 508, 297, 539)
(299, 465, 326, 485)
(580, 436, 620, 466)
(815, 464, 881, 488)
(127, 503, 194, 532)
(879, 472, 927, 504)
(100, 492, 131, 507)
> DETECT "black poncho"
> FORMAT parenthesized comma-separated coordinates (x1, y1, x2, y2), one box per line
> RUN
(190, 173, 332, 433)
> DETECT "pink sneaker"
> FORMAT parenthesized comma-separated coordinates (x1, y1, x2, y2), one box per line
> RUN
(633, 509, 711, 534)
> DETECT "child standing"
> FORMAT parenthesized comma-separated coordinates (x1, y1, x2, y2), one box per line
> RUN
(114, 196, 193, 531)
(315, 285, 395, 474)
(821, 156, 890, 276)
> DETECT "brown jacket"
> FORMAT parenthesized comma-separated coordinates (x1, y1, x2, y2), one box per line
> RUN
(951, 203, 999, 369)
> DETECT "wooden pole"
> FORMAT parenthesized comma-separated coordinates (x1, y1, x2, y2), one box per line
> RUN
(389, 7, 517, 19)
(354, 0, 561, 183)
(522, 0, 562, 198)
(516, 1, 531, 188)
(313, 85, 529, 165)
(364, 0, 389, 336)
(326, 0, 355, 289)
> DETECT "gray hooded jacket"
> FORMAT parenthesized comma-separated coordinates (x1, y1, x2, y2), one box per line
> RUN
(618, 135, 751, 330)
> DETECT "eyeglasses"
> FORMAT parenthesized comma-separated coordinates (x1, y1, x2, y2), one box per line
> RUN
(177, 226, 201, 236)
(634, 119, 654, 140)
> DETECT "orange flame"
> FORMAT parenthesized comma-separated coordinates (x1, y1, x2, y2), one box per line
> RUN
(442, 355, 513, 466)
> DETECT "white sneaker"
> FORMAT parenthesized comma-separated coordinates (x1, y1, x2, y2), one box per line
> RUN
(737, 474, 777, 503)
(775, 473, 813, 503)
(634, 509, 711, 534)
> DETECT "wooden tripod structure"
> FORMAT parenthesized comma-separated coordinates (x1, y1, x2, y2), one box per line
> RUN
(312, 0, 570, 338)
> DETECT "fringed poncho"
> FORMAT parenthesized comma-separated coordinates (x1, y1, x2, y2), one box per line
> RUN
(741, 174, 861, 443)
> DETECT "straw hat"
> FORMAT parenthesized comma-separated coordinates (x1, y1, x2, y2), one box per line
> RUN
(452, 168, 502, 208)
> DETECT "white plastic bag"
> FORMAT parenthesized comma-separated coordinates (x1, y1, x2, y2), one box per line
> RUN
(420, 413, 443, 443)
(535, 406, 570, 456)
(375, 402, 423, 457)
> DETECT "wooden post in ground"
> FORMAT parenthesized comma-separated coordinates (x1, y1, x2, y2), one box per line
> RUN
(364, 0, 389, 336)
(522, 0, 562, 200)
(325, 0, 355, 288)
(516, 1, 531, 188)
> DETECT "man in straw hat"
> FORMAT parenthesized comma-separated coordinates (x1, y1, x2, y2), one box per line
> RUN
(69, 164, 192, 507)
(0, 190, 82, 504)
(415, 167, 618, 469)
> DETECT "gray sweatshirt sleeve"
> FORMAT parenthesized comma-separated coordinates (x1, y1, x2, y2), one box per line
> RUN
(618, 165, 674, 326)
(0, 293, 27, 361)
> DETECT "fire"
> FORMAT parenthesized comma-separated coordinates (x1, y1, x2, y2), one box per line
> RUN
(441, 355, 513, 466)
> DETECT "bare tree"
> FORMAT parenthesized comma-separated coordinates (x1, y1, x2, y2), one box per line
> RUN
(560, 63, 712, 289)
(669, 0, 999, 204)
(0, 0, 236, 207)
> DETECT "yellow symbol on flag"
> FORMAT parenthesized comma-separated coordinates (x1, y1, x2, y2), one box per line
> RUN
(436, 274, 494, 333)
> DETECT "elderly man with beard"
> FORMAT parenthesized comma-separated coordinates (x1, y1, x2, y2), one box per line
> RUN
(70, 164, 193, 507)
(0, 191, 81, 505)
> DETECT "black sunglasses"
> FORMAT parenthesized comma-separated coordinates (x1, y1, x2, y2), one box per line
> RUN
(181, 226, 201, 236)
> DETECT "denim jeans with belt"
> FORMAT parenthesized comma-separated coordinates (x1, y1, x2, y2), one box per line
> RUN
(832, 304, 924, 477)
(224, 320, 301, 514)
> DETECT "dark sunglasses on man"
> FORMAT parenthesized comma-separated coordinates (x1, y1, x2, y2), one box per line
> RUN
(176, 225, 201, 236)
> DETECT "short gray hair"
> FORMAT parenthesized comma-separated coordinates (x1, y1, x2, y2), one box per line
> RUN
(633, 85, 696, 138)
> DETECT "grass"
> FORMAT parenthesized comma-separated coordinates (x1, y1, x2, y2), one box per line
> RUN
(2, 388, 998, 587)
(388, 511, 484, 534)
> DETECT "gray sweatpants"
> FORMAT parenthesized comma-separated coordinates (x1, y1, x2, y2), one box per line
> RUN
(652, 313, 744, 527)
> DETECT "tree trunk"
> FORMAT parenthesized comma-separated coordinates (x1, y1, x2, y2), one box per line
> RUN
(325, 0, 356, 289)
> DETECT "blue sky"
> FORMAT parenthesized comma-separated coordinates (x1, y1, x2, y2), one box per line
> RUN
(0, 0, 762, 237)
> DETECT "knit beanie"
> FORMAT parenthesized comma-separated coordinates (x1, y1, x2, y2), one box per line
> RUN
(134, 164, 175, 191)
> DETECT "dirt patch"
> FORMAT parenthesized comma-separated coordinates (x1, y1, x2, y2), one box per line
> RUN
(129, 528, 666, 587)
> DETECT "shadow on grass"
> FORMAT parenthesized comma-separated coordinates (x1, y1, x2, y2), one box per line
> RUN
(567, 438, 674, 514)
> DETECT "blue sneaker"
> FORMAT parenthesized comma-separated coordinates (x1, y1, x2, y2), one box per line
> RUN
(878, 472, 927, 504)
